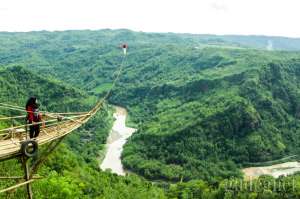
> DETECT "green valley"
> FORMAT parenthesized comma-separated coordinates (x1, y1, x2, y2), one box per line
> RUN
(1, 29, 300, 198)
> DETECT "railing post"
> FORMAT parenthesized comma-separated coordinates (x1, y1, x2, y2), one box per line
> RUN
(21, 156, 33, 199)
(9, 126, 15, 139)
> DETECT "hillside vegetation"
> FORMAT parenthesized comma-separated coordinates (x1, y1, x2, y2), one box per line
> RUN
(0, 66, 166, 198)
(1, 29, 300, 198)
(120, 58, 300, 182)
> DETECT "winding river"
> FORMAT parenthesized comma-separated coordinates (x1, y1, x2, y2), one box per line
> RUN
(100, 106, 300, 179)
(100, 106, 137, 175)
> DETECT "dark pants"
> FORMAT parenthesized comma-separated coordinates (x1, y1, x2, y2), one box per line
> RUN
(29, 122, 40, 139)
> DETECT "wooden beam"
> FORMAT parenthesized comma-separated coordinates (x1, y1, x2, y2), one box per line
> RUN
(23, 157, 33, 199)
(0, 176, 42, 180)
(0, 179, 35, 193)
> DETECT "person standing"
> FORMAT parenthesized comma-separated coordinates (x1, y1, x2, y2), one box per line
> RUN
(25, 97, 42, 139)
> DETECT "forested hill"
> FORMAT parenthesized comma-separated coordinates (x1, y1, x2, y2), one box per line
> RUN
(1, 29, 300, 52)
(120, 57, 300, 182)
(1, 29, 300, 198)
(0, 65, 166, 198)
(0, 66, 92, 112)
(1, 29, 300, 91)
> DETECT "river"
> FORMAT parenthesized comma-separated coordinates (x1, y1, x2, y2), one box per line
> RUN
(100, 106, 137, 175)
(101, 107, 300, 178)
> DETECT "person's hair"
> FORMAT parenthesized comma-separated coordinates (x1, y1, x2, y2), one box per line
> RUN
(26, 96, 37, 109)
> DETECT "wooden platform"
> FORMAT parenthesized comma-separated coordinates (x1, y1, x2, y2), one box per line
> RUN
(0, 114, 91, 161)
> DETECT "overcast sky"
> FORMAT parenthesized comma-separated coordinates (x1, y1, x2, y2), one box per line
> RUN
(0, 0, 299, 38)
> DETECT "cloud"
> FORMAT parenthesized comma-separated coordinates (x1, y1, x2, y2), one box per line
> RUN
(210, 0, 228, 12)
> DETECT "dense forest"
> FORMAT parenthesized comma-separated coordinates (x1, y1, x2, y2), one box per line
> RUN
(1, 29, 300, 198)
(120, 56, 300, 182)
(0, 66, 165, 198)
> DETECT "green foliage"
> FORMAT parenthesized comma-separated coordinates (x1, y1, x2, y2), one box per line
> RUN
(1, 29, 300, 198)
(119, 58, 300, 182)
(0, 66, 89, 112)
(0, 62, 165, 198)
(165, 175, 300, 199)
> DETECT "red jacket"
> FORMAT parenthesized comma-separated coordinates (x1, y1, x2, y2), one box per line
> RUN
(26, 105, 42, 122)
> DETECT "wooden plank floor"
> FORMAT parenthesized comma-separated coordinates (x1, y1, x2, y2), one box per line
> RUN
(0, 115, 89, 161)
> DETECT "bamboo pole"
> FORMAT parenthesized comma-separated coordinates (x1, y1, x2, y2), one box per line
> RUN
(0, 176, 42, 180)
(0, 179, 35, 194)
(22, 156, 33, 199)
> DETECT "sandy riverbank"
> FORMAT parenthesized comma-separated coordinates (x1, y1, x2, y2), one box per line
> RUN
(243, 161, 300, 180)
